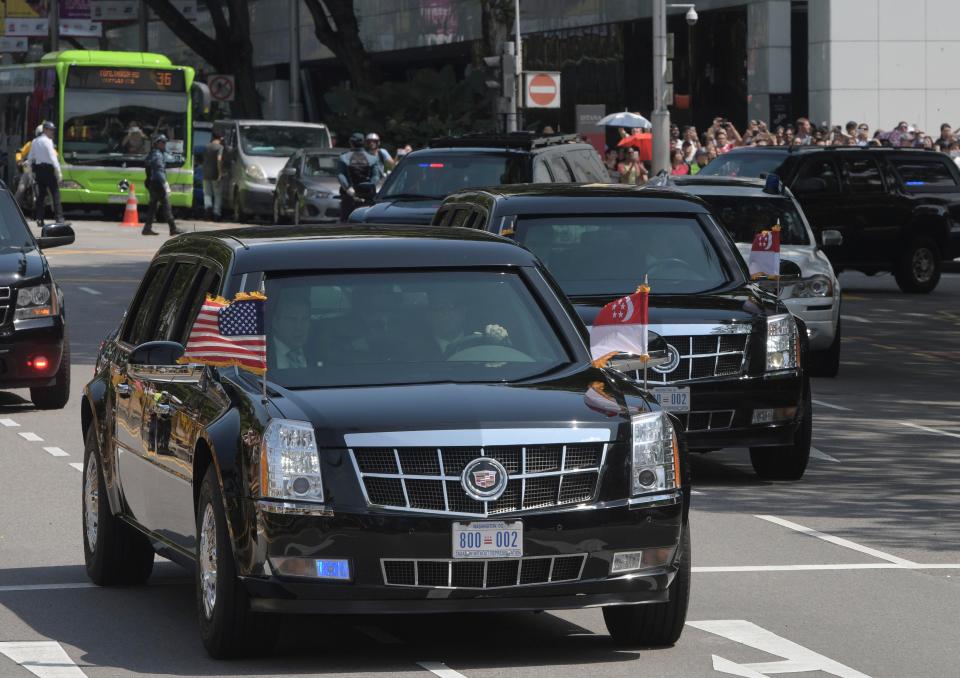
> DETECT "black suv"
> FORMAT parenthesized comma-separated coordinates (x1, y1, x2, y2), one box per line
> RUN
(82, 224, 690, 658)
(348, 132, 609, 225)
(0, 187, 74, 408)
(699, 146, 960, 292)
(436, 184, 811, 480)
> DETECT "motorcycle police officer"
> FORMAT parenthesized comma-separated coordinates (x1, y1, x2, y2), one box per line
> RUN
(337, 132, 383, 221)
(142, 134, 184, 236)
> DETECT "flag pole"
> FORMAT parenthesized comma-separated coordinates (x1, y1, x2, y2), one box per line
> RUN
(642, 274, 649, 391)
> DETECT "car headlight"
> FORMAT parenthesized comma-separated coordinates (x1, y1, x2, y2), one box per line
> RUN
(304, 189, 332, 199)
(630, 411, 680, 496)
(792, 274, 833, 298)
(766, 314, 799, 372)
(259, 419, 324, 503)
(60, 180, 83, 190)
(245, 163, 267, 183)
(15, 284, 55, 320)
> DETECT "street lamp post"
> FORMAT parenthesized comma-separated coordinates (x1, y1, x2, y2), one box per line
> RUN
(651, 1, 697, 175)
(290, 0, 303, 121)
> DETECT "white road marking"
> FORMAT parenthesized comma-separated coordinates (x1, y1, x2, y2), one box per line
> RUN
(417, 661, 468, 678)
(78, 287, 101, 295)
(810, 447, 839, 462)
(0, 418, 19, 427)
(43, 447, 69, 457)
(0, 583, 96, 593)
(693, 563, 960, 573)
(68, 463, 83, 472)
(755, 515, 916, 565)
(812, 399, 851, 411)
(355, 625, 402, 644)
(18, 432, 43, 442)
(841, 314, 870, 323)
(900, 421, 960, 440)
(688, 620, 872, 678)
(0, 640, 88, 677)
(690, 490, 705, 495)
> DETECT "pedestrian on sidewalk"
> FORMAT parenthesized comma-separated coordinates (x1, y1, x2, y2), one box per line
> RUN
(202, 130, 224, 221)
(142, 134, 184, 237)
(26, 121, 64, 229)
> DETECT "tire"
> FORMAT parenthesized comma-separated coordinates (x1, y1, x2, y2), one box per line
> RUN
(603, 527, 691, 647)
(749, 379, 812, 480)
(894, 237, 941, 293)
(30, 338, 71, 410)
(271, 195, 286, 225)
(809, 316, 841, 378)
(196, 466, 275, 658)
(82, 427, 155, 586)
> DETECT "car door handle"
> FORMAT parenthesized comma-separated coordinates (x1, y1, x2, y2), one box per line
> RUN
(116, 383, 132, 398)
(154, 403, 172, 416)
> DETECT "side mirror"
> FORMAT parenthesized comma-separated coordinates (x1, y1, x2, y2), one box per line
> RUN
(820, 229, 843, 247)
(37, 223, 75, 249)
(127, 341, 203, 383)
(355, 181, 377, 201)
(793, 177, 827, 194)
(280, 166, 297, 177)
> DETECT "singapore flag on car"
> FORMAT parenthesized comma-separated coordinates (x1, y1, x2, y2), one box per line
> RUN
(748, 223, 781, 278)
(589, 283, 650, 364)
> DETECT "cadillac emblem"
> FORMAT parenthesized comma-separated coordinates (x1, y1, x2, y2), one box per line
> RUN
(461, 457, 508, 502)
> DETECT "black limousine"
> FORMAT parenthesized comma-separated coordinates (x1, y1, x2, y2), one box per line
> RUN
(82, 225, 690, 657)
(435, 184, 812, 480)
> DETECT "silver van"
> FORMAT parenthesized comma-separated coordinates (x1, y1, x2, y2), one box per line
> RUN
(216, 119, 331, 222)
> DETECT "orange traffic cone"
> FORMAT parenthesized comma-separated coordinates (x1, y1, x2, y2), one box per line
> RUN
(121, 183, 142, 227)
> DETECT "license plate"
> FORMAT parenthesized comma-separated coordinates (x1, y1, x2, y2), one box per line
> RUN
(653, 386, 691, 413)
(452, 520, 522, 559)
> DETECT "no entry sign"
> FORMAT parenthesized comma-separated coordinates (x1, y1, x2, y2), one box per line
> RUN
(524, 71, 560, 109)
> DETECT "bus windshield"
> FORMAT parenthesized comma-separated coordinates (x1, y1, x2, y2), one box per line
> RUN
(62, 89, 188, 166)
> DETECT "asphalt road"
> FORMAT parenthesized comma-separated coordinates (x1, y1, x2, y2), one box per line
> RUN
(0, 219, 957, 678)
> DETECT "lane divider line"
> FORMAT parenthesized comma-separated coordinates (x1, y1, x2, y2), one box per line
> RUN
(78, 287, 101, 296)
(900, 421, 960, 440)
(812, 399, 851, 412)
(754, 515, 917, 566)
(841, 314, 870, 323)
(18, 432, 43, 442)
(810, 447, 839, 463)
(0, 418, 19, 427)
(694, 563, 960, 573)
(69, 463, 83, 472)
(43, 447, 69, 457)
(0, 583, 96, 592)
(417, 661, 469, 678)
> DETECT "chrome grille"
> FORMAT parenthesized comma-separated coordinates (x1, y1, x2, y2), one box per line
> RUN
(0, 287, 10, 301)
(0, 307, 7, 325)
(381, 554, 588, 589)
(675, 410, 735, 432)
(636, 333, 749, 385)
(350, 444, 607, 516)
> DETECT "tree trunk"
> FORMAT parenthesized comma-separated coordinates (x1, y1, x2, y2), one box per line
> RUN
(302, 0, 380, 90)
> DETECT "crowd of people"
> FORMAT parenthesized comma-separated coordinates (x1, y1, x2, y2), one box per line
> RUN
(603, 116, 960, 184)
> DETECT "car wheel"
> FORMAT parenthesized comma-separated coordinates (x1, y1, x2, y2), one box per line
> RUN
(894, 237, 941, 293)
(82, 426, 155, 586)
(196, 466, 275, 658)
(749, 379, 812, 480)
(272, 195, 285, 225)
(294, 197, 301, 227)
(30, 339, 70, 410)
(809, 316, 841, 378)
(603, 527, 690, 647)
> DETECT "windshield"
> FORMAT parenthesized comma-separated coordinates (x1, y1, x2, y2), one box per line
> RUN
(0, 193, 32, 249)
(240, 125, 330, 157)
(695, 195, 809, 245)
(304, 153, 339, 178)
(263, 270, 571, 388)
(62, 89, 187, 166)
(379, 153, 529, 200)
(514, 216, 731, 296)
(698, 152, 787, 178)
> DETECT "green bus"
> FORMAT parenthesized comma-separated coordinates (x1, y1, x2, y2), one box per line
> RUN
(0, 50, 195, 210)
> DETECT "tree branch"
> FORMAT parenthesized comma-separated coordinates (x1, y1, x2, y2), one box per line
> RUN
(142, 0, 221, 69)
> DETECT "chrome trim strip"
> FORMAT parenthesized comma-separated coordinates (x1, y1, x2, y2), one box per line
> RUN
(256, 499, 333, 516)
(344, 427, 612, 447)
(648, 322, 753, 336)
(628, 491, 682, 507)
(0, 287, 10, 300)
(357, 467, 601, 482)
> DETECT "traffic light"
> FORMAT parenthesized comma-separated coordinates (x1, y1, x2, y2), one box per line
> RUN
(482, 42, 517, 132)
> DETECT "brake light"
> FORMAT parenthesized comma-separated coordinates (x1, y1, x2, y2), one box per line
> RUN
(28, 356, 49, 370)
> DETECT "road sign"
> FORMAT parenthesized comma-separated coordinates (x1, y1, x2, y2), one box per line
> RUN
(207, 74, 235, 103)
(524, 71, 560, 109)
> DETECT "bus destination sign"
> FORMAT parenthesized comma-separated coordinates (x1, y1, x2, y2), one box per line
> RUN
(67, 66, 184, 91)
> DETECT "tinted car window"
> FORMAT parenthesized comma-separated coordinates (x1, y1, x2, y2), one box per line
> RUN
(0, 192, 33, 247)
(304, 153, 339, 178)
(380, 154, 528, 200)
(176, 270, 222, 344)
(154, 263, 200, 340)
(697, 151, 788, 178)
(123, 263, 169, 345)
(263, 270, 571, 388)
(842, 158, 883, 192)
(892, 158, 958, 189)
(796, 158, 840, 192)
(696, 195, 810, 245)
(514, 216, 731, 296)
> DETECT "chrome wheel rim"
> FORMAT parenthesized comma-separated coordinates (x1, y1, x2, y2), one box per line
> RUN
(84, 453, 99, 551)
(199, 503, 217, 619)
(912, 247, 935, 283)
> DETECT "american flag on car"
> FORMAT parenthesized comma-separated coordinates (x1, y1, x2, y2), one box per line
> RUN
(180, 292, 267, 375)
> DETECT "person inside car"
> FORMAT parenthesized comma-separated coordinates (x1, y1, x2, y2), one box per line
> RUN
(268, 293, 315, 369)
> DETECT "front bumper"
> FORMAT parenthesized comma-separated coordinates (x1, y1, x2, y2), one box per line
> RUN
(239, 180, 276, 216)
(784, 297, 838, 351)
(300, 194, 340, 222)
(0, 317, 65, 387)
(238, 496, 685, 615)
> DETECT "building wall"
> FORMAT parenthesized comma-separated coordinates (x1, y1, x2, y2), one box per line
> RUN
(808, 0, 960, 132)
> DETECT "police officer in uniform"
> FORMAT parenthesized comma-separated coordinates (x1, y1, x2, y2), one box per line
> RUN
(26, 121, 64, 228)
(336, 132, 383, 221)
(142, 134, 184, 236)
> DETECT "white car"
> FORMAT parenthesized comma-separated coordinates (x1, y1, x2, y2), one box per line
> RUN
(653, 175, 842, 377)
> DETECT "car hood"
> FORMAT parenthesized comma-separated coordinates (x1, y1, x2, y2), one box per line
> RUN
(302, 176, 341, 193)
(0, 248, 44, 286)
(267, 366, 649, 448)
(734, 242, 837, 279)
(352, 197, 441, 225)
(248, 155, 292, 180)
